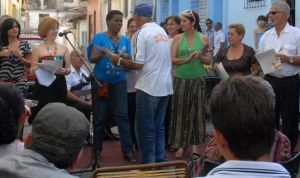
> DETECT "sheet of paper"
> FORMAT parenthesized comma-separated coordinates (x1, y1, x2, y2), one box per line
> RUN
(93, 45, 111, 54)
(216, 62, 229, 80)
(255, 49, 282, 74)
(37, 60, 63, 73)
(37, 63, 56, 73)
(35, 68, 56, 87)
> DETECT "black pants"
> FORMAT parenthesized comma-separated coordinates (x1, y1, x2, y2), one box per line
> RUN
(128, 92, 137, 149)
(265, 74, 299, 150)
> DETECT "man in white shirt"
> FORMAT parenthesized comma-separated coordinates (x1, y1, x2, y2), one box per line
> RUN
(204, 18, 214, 50)
(213, 22, 225, 56)
(259, 1, 300, 151)
(107, 3, 173, 164)
(65, 51, 91, 119)
(198, 76, 290, 178)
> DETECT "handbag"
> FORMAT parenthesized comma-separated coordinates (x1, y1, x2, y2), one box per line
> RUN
(97, 82, 109, 97)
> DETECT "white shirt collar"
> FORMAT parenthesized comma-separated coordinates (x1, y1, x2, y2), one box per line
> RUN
(270, 22, 291, 34)
(70, 65, 76, 73)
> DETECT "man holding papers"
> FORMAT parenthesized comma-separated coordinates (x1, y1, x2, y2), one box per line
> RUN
(259, 1, 300, 151)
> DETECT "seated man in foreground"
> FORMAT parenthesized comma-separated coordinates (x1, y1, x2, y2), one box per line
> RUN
(0, 103, 89, 178)
(199, 76, 290, 178)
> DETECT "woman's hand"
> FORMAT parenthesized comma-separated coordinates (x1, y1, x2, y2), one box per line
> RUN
(0, 49, 10, 57)
(56, 68, 71, 75)
(107, 51, 120, 66)
(185, 52, 196, 63)
(193, 51, 205, 60)
(14, 49, 23, 59)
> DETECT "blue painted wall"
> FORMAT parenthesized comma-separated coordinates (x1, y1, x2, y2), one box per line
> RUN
(207, 0, 223, 25)
(156, 0, 199, 24)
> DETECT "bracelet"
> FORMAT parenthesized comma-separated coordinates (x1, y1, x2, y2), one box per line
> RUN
(118, 58, 122, 66)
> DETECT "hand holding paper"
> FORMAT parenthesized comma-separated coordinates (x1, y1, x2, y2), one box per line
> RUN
(35, 68, 56, 87)
(255, 49, 282, 74)
(215, 62, 229, 80)
(36, 60, 63, 74)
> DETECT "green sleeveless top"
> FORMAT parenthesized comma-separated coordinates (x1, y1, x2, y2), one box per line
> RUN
(175, 32, 205, 79)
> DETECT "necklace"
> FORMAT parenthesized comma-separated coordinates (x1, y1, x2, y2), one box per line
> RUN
(8, 40, 20, 51)
(45, 42, 57, 60)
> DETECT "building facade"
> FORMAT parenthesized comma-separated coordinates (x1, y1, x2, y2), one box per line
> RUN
(208, 0, 298, 48)
(0, 0, 23, 22)
(87, 0, 140, 41)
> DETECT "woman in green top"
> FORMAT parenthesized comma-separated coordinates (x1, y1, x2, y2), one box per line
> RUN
(168, 10, 212, 159)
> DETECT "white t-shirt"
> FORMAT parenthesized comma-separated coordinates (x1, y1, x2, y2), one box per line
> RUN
(198, 160, 290, 178)
(126, 70, 137, 93)
(213, 30, 225, 56)
(132, 22, 173, 96)
(259, 23, 300, 78)
(65, 65, 91, 99)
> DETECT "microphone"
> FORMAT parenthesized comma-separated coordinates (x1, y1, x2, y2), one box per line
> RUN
(58, 30, 72, 37)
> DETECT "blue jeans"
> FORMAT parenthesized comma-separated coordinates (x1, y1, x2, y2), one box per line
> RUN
(135, 90, 169, 163)
(93, 80, 132, 154)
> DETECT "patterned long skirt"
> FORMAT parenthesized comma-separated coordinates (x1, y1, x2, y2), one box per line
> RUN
(168, 77, 205, 148)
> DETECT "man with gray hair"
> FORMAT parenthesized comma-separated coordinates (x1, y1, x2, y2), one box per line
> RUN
(259, 1, 300, 151)
(107, 3, 173, 164)
(0, 103, 90, 178)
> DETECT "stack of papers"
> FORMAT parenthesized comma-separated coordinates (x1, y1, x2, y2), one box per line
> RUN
(255, 49, 282, 74)
(35, 60, 63, 87)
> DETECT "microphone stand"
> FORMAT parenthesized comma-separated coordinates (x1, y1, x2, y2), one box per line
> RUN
(61, 33, 101, 171)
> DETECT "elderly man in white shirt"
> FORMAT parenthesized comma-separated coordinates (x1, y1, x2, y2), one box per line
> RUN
(65, 50, 91, 120)
(213, 22, 225, 57)
(259, 1, 300, 151)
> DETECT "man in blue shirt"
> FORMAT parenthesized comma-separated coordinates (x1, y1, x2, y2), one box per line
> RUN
(87, 10, 134, 162)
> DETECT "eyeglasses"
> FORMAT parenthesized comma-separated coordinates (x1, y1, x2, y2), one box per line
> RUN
(269, 11, 282, 15)
(206, 22, 212, 25)
(182, 10, 196, 21)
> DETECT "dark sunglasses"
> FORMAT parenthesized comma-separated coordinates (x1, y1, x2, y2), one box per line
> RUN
(269, 11, 282, 15)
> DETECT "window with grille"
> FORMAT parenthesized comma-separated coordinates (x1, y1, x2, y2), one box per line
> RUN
(160, 0, 169, 22)
(64, 0, 74, 3)
(191, 0, 200, 15)
(244, 0, 266, 9)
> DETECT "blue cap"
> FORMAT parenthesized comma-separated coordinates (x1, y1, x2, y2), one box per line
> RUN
(133, 3, 153, 17)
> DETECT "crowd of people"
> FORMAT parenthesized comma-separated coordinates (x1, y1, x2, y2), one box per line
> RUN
(0, 0, 299, 177)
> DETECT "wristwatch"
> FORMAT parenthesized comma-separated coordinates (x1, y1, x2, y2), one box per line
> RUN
(289, 56, 294, 64)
